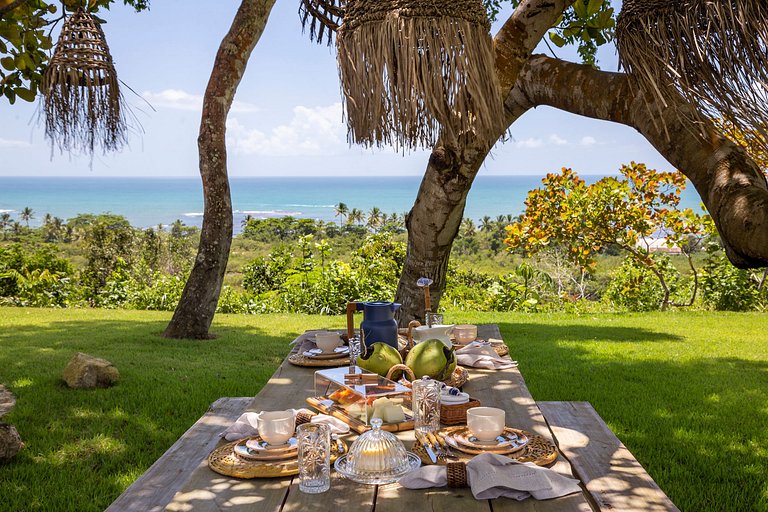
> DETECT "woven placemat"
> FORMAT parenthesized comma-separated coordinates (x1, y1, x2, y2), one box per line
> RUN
(413, 427, 558, 467)
(288, 338, 350, 368)
(208, 436, 347, 479)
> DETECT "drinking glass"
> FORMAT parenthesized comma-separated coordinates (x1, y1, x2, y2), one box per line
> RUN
(297, 423, 331, 494)
(426, 313, 444, 328)
(412, 378, 441, 434)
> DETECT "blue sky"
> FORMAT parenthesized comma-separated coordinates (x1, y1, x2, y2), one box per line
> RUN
(0, 0, 672, 177)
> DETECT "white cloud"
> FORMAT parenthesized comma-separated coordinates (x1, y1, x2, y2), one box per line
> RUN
(549, 134, 568, 145)
(514, 137, 544, 149)
(142, 89, 260, 113)
(0, 138, 30, 148)
(580, 136, 597, 146)
(226, 103, 346, 156)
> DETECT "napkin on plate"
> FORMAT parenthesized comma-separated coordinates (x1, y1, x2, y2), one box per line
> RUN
(400, 452, 581, 501)
(455, 342, 517, 370)
(221, 408, 350, 441)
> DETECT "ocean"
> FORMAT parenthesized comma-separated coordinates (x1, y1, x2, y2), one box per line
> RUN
(0, 175, 705, 233)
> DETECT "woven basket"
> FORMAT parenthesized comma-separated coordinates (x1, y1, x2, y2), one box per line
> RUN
(440, 397, 481, 425)
(385, 364, 469, 389)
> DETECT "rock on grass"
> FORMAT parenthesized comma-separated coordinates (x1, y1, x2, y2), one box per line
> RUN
(63, 352, 120, 389)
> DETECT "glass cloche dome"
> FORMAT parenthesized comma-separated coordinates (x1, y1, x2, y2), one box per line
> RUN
(334, 418, 421, 484)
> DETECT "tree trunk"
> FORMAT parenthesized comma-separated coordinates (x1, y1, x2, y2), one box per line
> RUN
(163, 0, 276, 339)
(510, 55, 768, 269)
(395, 0, 569, 324)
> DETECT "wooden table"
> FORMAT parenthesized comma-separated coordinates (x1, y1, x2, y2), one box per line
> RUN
(109, 325, 595, 512)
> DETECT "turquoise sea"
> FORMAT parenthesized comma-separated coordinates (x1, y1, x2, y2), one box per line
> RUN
(0, 176, 705, 233)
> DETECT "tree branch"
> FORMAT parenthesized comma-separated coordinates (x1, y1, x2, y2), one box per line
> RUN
(0, 0, 28, 18)
(510, 54, 768, 268)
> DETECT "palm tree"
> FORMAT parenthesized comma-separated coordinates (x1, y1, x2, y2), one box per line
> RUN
(43, 212, 52, 226)
(241, 214, 254, 229)
(348, 208, 364, 226)
(367, 207, 383, 232)
(334, 202, 349, 226)
(0, 212, 10, 240)
(20, 207, 33, 228)
(480, 216, 493, 232)
(460, 218, 476, 237)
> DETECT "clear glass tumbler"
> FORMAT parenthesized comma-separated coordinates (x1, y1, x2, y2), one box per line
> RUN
(297, 423, 331, 494)
(412, 378, 441, 434)
(426, 313, 444, 327)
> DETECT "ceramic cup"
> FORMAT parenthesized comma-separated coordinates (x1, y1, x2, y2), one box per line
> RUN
(453, 324, 478, 344)
(259, 410, 296, 446)
(315, 332, 343, 353)
(466, 407, 505, 443)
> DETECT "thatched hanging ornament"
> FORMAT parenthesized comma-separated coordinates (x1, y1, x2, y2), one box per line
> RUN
(299, 0, 345, 46)
(329, 0, 505, 151)
(41, 8, 127, 154)
(616, 0, 768, 152)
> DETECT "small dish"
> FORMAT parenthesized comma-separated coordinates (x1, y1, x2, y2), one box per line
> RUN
(443, 427, 528, 455)
(234, 436, 298, 461)
(334, 452, 421, 485)
(245, 436, 298, 452)
(303, 347, 350, 359)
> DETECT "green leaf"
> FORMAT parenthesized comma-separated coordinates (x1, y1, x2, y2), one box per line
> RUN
(587, 0, 603, 16)
(549, 33, 567, 48)
(573, 0, 588, 19)
(15, 87, 35, 102)
(0, 57, 15, 71)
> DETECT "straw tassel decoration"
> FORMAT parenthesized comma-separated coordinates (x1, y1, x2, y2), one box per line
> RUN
(302, 0, 505, 151)
(616, 0, 768, 154)
(41, 8, 127, 154)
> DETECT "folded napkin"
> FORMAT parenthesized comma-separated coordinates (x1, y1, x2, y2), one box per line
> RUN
(221, 408, 350, 441)
(400, 452, 581, 501)
(455, 342, 517, 370)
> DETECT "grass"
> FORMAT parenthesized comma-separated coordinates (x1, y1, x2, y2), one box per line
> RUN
(1, 308, 767, 511)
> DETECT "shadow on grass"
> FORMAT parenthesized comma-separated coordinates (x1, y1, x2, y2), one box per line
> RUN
(496, 321, 768, 512)
(0, 317, 325, 512)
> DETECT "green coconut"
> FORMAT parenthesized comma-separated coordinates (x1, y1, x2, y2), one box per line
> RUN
(405, 339, 457, 381)
(358, 342, 402, 377)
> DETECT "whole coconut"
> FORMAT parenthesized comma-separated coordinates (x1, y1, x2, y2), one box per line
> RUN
(358, 343, 403, 377)
(405, 340, 457, 381)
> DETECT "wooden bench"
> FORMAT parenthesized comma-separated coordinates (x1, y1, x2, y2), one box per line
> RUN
(105, 397, 253, 512)
(539, 401, 679, 512)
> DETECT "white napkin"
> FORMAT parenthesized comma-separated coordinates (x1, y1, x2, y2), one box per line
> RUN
(400, 453, 581, 501)
(455, 342, 517, 370)
(221, 408, 350, 441)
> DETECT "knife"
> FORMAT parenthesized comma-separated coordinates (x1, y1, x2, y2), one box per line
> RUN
(417, 432, 437, 464)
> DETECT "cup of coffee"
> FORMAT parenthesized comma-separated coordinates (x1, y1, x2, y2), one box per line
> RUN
(466, 407, 505, 443)
(315, 332, 342, 353)
(259, 410, 296, 446)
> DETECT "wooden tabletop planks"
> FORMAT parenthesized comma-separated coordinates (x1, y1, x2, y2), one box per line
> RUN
(146, 326, 596, 512)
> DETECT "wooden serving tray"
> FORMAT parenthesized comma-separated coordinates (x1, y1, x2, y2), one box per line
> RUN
(306, 396, 414, 434)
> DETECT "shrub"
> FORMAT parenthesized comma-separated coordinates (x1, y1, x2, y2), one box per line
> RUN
(604, 255, 680, 311)
(700, 254, 766, 311)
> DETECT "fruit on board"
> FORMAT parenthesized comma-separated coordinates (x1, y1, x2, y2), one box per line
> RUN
(405, 339, 457, 381)
(328, 388, 359, 406)
(358, 342, 402, 377)
(371, 397, 406, 423)
(347, 402, 374, 420)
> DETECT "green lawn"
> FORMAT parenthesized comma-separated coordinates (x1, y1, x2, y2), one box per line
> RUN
(0, 308, 767, 511)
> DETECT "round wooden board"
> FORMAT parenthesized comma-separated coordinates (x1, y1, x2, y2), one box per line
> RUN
(208, 436, 346, 479)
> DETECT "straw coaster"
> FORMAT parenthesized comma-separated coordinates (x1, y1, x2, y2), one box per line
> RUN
(208, 436, 347, 479)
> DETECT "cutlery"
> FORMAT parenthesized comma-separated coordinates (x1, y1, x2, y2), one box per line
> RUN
(416, 432, 438, 464)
